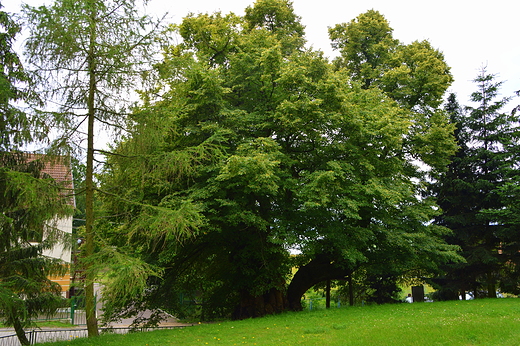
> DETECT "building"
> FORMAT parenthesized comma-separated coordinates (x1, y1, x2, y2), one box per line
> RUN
(27, 154, 75, 297)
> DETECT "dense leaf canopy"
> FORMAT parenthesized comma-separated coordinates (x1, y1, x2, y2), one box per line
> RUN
(100, 1, 460, 319)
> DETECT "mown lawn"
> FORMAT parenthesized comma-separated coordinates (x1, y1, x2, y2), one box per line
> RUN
(0, 320, 74, 329)
(40, 298, 520, 346)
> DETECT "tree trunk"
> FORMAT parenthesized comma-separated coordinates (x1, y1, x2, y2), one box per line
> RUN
(325, 280, 331, 308)
(233, 287, 287, 319)
(13, 318, 30, 346)
(487, 272, 496, 298)
(286, 255, 350, 311)
(85, 3, 99, 337)
(348, 275, 354, 306)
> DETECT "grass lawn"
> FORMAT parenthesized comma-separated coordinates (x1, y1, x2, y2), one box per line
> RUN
(39, 298, 520, 346)
(0, 320, 74, 329)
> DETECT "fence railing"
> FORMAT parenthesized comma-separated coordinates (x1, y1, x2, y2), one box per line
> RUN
(33, 296, 89, 326)
(0, 326, 186, 346)
(303, 297, 341, 310)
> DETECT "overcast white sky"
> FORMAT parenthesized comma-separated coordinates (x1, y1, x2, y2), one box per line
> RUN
(5, 0, 520, 109)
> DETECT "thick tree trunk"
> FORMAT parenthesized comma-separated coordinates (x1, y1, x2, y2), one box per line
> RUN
(286, 255, 350, 311)
(487, 272, 496, 298)
(233, 287, 287, 319)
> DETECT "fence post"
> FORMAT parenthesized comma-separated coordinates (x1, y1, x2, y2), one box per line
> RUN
(71, 297, 76, 325)
(412, 286, 425, 303)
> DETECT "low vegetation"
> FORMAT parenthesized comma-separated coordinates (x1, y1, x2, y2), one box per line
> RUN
(0, 320, 74, 329)
(40, 298, 520, 346)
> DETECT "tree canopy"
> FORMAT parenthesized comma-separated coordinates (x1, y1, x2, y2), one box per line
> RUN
(0, 2, 41, 150)
(329, 10, 453, 111)
(99, 2, 460, 320)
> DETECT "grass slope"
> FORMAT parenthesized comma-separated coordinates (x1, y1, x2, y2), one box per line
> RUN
(41, 298, 520, 346)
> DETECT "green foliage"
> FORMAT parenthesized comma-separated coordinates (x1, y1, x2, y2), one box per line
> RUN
(98, 0, 461, 322)
(380, 40, 454, 110)
(244, 0, 305, 54)
(86, 245, 163, 325)
(0, 3, 42, 150)
(0, 153, 73, 345)
(432, 69, 520, 298)
(329, 10, 398, 89)
(329, 10, 453, 111)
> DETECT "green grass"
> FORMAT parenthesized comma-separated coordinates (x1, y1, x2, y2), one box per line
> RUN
(0, 320, 75, 329)
(40, 298, 520, 346)
(35, 320, 76, 328)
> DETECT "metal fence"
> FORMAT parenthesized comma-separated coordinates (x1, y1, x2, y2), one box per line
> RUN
(303, 297, 342, 310)
(33, 296, 88, 326)
(0, 326, 186, 346)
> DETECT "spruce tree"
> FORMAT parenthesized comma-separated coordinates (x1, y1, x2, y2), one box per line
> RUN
(433, 68, 520, 298)
(0, 4, 73, 344)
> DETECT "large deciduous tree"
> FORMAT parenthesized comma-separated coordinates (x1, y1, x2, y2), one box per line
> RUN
(100, 1, 460, 320)
(23, 0, 162, 336)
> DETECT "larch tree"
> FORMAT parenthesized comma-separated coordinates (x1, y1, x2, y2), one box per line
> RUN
(99, 0, 461, 320)
(22, 0, 163, 337)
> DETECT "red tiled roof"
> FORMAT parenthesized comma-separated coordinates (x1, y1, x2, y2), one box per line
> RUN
(25, 153, 75, 206)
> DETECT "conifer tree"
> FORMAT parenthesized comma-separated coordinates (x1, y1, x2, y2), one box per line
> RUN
(0, 4, 72, 344)
(433, 69, 520, 298)
(23, 0, 163, 336)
